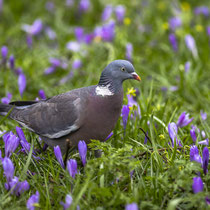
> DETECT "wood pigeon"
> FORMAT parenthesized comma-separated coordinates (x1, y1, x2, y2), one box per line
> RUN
(0, 60, 141, 153)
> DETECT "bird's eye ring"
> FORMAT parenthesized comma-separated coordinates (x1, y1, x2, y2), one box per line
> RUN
(121, 67, 126, 72)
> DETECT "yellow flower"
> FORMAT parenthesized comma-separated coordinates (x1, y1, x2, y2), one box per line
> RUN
(181, 2, 191, 12)
(159, 134, 165, 139)
(127, 87, 136, 96)
(162, 23, 169, 30)
(124, 17, 131, 25)
(195, 25, 203, 32)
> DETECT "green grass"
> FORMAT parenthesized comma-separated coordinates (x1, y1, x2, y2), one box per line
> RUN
(0, 0, 210, 209)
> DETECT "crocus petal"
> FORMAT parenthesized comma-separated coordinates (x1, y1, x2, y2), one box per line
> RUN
(16, 126, 27, 142)
(202, 147, 209, 175)
(125, 202, 138, 210)
(38, 89, 46, 99)
(60, 194, 73, 210)
(121, 105, 130, 130)
(200, 110, 207, 121)
(78, 140, 87, 166)
(9, 55, 15, 70)
(72, 59, 82, 69)
(115, 5, 125, 23)
(1, 45, 8, 60)
(190, 128, 197, 142)
(75, 27, 84, 42)
(67, 159, 78, 178)
(27, 191, 40, 210)
(192, 177, 203, 194)
(101, 5, 113, 21)
(190, 145, 202, 165)
(177, 112, 193, 127)
(79, 0, 90, 12)
(54, 146, 65, 169)
(105, 132, 113, 141)
(18, 73, 27, 97)
(125, 43, 133, 62)
(169, 16, 182, 31)
(2, 157, 14, 182)
(194, 6, 209, 16)
(169, 33, 178, 51)
(66, 41, 81, 52)
(185, 61, 190, 73)
(185, 34, 198, 58)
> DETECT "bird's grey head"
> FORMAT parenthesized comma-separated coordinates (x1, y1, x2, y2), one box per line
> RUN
(98, 60, 141, 91)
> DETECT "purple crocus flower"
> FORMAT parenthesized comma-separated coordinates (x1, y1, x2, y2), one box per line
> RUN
(198, 139, 209, 145)
(50, 58, 61, 68)
(102, 20, 115, 42)
(200, 110, 207, 121)
(38, 89, 46, 99)
(45, 27, 56, 40)
(190, 145, 202, 164)
(75, 27, 84, 42)
(16, 126, 27, 143)
(1, 92, 12, 104)
(2, 157, 14, 182)
(1, 45, 8, 61)
(27, 191, 40, 210)
(78, 140, 87, 166)
(3, 131, 20, 157)
(101, 5, 113, 21)
(22, 19, 43, 36)
(177, 112, 193, 127)
(9, 55, 15, 70)
(115, 5, 125, 23)
(0, 0, 3, 13)
(44, 66, 56, 75)
(67, 159, 78, 178)
(202, 147, 209, 175)
(185, 34, 198, 58)
(26, 35, 33, 48)
(192, 177, 203, 194)
(125, 202, 138, 210)
(18, 72, 27, 97)
(6, 177, 30, 196)
(190, 127, 197, 142)
(54, 145, 65, 169)
(45, 1, 54, 12)
(168, 122, 181, 147)
(79, 0, 90, 12)
(194, 6, 209, 16)
(60, 194, 73, 210)
(169, 17, 182, 31)
(66, 41, 81, 52)
(121, 105, 130, 130)
(185, 61, 190, 73)
(169, 33, 178, 51)
(125, 43, 133, 62)
(72, 59, 82, 69)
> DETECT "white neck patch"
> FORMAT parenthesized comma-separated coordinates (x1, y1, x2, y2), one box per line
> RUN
(95, 84, 114, 97)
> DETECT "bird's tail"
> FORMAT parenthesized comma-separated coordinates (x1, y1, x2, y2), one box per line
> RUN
(0, 104, 13, 116)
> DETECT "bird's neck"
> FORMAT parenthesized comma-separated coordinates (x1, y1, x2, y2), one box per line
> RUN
(97, 75, 122, 96)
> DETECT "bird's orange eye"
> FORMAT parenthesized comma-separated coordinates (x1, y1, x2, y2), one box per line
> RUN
(121, 67, 126, 72)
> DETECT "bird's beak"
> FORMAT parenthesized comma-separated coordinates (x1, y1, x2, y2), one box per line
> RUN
(131, 72, 141, 81)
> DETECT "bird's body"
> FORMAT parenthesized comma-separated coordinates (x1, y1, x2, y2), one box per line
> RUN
(0, 60, 140, 153)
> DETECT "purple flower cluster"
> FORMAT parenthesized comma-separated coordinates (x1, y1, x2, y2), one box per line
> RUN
(44, 57, 68, 75)
(2, 158, 30, 196)
(190, 145, 209, 175)
(27, 191, 40, 210)
(101, 4, 126, 23)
